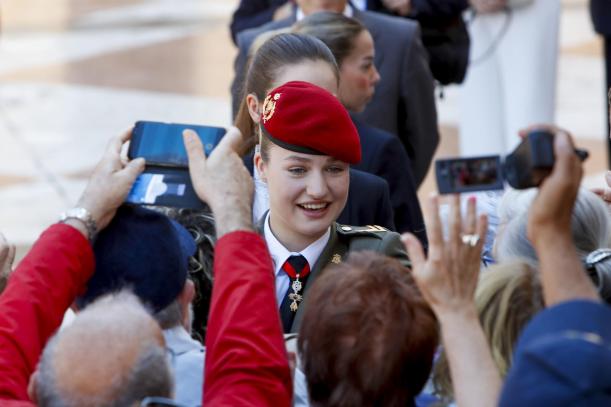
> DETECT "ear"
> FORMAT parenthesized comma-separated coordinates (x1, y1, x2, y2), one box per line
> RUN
(247, 93, 261, 124)
(254, 150, 268, 183)
(178, 280, 196, 331)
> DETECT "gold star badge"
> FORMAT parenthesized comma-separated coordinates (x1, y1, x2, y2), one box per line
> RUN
(262, 92, 281, 123)
(331, 254, 341, 264)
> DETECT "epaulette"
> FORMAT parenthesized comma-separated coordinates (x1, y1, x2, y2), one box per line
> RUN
(336, 224, 390, 237)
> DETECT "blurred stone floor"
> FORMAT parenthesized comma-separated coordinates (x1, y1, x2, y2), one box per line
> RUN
(0, 0, 607, 259)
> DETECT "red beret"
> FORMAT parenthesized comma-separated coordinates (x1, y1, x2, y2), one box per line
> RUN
(260, 81, 361, 164)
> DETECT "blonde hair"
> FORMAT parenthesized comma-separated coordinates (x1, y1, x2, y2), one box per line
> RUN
(433, 262, 543, 401)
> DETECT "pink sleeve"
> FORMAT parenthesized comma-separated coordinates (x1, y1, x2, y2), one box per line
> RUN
(0, 224, 94, 402)
(203, 231, 292, 407)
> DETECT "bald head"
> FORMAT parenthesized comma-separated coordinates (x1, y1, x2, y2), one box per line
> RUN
(35, 291, 173, 407)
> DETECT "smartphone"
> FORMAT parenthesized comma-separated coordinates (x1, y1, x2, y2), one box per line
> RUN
(128, 121, 225, 167)
(435, 155, 504, 194)
(125, 121, 225, 209)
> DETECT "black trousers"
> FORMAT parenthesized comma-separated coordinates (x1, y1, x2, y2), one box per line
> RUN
(605, 37, 611, 168)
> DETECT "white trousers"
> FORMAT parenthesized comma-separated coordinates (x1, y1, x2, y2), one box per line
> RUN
(459, 0, 561, 155)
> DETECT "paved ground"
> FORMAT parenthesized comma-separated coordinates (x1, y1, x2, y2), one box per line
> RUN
(0, 0, 607, 260)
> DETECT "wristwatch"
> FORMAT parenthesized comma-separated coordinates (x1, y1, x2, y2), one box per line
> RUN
(59, 207, 98, 241)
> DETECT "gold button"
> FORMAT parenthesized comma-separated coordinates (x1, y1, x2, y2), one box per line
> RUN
(341, 226, 352, 231)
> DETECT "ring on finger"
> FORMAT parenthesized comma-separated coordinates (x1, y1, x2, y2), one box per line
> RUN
(461, 234, 480, 247)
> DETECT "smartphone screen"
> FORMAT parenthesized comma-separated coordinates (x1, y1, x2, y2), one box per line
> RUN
(128, 121, 225, 167)
(436, 155, 504, 194)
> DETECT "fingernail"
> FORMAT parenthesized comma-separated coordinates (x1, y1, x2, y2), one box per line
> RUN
(182, 129, 196, 140)
(468, 195, 476, 204)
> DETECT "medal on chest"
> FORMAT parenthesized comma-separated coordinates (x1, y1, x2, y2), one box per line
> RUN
(282, 258, 311, 313)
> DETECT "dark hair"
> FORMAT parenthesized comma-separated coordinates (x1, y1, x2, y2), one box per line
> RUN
(234, 32, 339, 150)
(167, 207, 216, 343)
(298, 251, 438, 406)
(293, 11, 366, 67)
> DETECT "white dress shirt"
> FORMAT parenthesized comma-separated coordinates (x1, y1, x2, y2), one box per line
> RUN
(263, 212, 330, 306)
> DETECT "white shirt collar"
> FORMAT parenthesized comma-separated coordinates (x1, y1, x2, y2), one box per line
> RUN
(296, 4, 354, 21)
(263, 212, 330, 276)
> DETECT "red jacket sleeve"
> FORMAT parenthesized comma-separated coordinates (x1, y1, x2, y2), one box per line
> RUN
(203, 231, 292, 406)
(0, 224, 94, 402)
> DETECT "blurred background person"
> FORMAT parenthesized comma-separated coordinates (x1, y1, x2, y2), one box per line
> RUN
(460, 0, 560, 155)
(231, 0, 471, 86)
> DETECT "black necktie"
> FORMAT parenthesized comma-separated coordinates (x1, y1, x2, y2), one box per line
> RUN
(279, 254, 310, 333)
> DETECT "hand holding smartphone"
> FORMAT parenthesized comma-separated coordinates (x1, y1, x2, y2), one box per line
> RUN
(125, 121, 226, 208)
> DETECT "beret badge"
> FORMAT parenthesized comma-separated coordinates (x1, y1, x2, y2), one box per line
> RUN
(262, 92, 281, 123)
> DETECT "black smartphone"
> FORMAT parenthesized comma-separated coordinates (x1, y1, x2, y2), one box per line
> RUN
(128, 121, 225, 167)
(125, 121, 225, 209)
(435, 155, 504, 194)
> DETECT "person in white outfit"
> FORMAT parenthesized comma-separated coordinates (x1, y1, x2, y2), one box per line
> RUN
(459, 0, 560, 155)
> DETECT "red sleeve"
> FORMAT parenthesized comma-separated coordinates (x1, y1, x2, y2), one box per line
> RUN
(0, 224, 94, 402)
(203, 231, 292, 407)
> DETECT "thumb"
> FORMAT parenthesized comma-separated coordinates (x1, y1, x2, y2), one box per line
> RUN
(401, 233, 426, 271)
(120, 158, 145, 184)
(214, 126, 245, 155)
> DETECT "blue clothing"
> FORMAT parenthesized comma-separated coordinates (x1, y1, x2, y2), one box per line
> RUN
(500, 300, 611, 406)
(164, 326, 205, 407)
(590, 0, 611, 36)
(352, 117, 426, 242)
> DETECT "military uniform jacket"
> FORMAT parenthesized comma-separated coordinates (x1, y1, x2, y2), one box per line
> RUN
(259, 217, 411, 333)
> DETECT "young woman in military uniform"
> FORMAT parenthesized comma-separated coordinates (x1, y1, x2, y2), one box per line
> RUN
(234, 34, 410, 333)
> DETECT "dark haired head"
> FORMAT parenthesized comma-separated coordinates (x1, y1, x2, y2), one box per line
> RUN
(234, 32, 339, 149)
(298, 251, 438, 406)
(293, 11, 366, 67)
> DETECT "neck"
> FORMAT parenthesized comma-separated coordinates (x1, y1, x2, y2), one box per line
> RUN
(269, 214, 324, 252)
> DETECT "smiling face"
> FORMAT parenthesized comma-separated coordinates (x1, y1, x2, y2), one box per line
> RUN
(338, 30, 379, 113)
(256, 144, 349, 252)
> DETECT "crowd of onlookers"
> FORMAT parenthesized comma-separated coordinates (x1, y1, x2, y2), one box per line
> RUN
(1, 0, 611, 406)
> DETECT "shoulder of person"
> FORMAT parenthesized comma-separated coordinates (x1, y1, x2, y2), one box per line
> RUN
(358, 9, 419, 36)
(336, 224, 411, 267)
(237, 16, 294, 48)
(336, 224, 399, 249)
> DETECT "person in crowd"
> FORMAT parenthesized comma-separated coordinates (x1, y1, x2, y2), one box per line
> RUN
(493, 180, 611, 301)
(236, 32, 396, 230)
(0, 232, 15, 294)
(182, 127, 292, 406)
(230, 0, 470, 86)
(589, 2, 611, 166)
(498, 126, 611, 406)
(292, 12, 427, 241)
(460, 0, 560, 155)
(298, 251, 438, 406)
(168, 208, 216, 343)
(74, 204, 204, 407)
(251, 80, 410, 333)
(232, 0, 439, 186)
(402, 194, 502, 407)
(433, 261, 544, 402)
(0, 131, 175, 405)
(0, 127, 293, 406)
